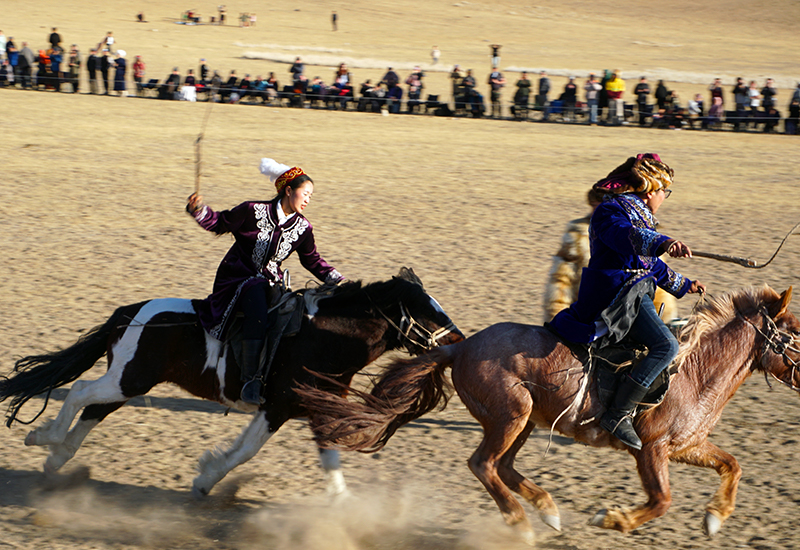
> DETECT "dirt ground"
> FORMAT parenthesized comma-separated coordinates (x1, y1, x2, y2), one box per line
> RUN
(2, 1, 800, 549)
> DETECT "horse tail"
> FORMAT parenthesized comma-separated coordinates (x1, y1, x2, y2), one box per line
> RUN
(0, 306, 128, 428)
(299, 344, 458, 453)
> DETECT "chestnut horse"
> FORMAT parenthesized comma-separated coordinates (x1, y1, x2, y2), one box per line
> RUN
(299, 285, 800, 543)
(1, 268, 462, 498)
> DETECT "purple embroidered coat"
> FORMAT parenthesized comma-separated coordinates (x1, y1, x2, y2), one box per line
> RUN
(192, 198, 342, 339)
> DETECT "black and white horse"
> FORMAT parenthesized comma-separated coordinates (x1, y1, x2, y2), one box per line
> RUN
(1, 268, 462, 498)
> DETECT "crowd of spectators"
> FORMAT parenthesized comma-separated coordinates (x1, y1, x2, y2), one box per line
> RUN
(1, 27, 798, 135)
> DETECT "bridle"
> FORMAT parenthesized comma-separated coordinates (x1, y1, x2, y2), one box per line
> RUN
(742, 307, 800, 393)
(366, 292, 457, 353)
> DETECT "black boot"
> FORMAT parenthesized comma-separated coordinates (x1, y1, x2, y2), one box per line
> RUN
(600, 375, 650, 450)
(240, 339, 265, 405)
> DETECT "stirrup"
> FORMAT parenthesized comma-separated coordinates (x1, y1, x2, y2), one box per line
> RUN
(241, 379, 265, 405)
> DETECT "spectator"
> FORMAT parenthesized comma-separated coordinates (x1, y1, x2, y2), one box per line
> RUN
(381, 66, 400, 97)
(67, 44, 81, 93)
(732, 77, 749, 131)
(748, 80, 761, 128)
(0, 30, 6, 62)
(18, 42, 35, 89)
(707, 96, 723, 129)
(334, 63, 352, 88)
(265, 72, 279, 101)
(537, 70, 551, 119)
(450, 64, 463, 103)
(87, 48, 98, 94)
(220, 69, 238, 101)
(210, 71, 222, 101)
(762, 106, 780, 133)
(0, 59, 11, 87)
(654, 79, 669, 110)
(132, 55, 145, 96)
(598, 69, 611, 119)
(584, 74, 601, 125)
(708, 77, 724, 107)
(331, 11, 337, 31)
(511, 71, 531, 118)
(113, 50, 127, 96)
(49, 28, 62, 49)
(488, 67, 506, 118)
(666, 91, 685, 129)
(102, 31, 115, 52)
(792, 82, 800, 104)
(431, 45, 440, 65)
(489, 44, 501, 68)
(605, 69, 625, 125)
(137, 12, 146, 23)
(50, 45, 63, 92)
(634, 76, 650, 126)
(687, 93, 704, 128)
(461, 69, 483, 117)
(199, 58, 209, 82)
(238, 73, 253, 101)
(786, 97, 799, 135)
(159, 67, 181, 99)
(760, 78, 776, 110)
(561, 76, 577, 122)
(34, 49, 49, 89)
(6, 37, 18, 80)
(406, 66, 424, 113)
(99, 49, 111, 94)
(289, 57, 304, 82)
(218, 5, 227, 25)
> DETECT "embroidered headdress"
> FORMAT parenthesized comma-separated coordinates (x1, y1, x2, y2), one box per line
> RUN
(592, 153, 674, 195)
(259, 158, 309, 192)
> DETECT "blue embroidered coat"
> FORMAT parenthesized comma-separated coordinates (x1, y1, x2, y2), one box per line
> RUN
(548, 194, 692, 344)
(191, 198, 341, 339)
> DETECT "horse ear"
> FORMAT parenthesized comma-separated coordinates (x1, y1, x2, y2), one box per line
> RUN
(396, 267, 424, 289)
(771, 286, 793, 318)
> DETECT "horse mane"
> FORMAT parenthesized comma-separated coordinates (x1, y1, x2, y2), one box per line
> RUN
(674, 284, 780, 370)
(315, 278, 422, 318)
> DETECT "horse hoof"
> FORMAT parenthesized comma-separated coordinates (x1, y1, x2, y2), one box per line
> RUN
(589, 509, 608, 528)
(540, 513, 561, 532)
(703, 511, 722, 537)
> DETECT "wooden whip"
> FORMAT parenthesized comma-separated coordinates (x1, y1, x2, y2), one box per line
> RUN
(692, 221, 800, 270)
(194, 97, 215, 194)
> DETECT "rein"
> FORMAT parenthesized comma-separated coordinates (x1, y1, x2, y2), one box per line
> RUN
(741, 307, 800, 393)
(364, 291, 456, 352)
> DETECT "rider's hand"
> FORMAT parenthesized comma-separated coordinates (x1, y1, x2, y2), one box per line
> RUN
(665, 239, 693, 258)
(688, 280, 706, 294)
(186, 192, 204, 214)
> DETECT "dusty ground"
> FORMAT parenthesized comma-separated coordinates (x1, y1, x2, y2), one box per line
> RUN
(2, 1, 800, 549)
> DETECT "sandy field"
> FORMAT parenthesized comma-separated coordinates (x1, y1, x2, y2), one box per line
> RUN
(2, 1, 800, 549)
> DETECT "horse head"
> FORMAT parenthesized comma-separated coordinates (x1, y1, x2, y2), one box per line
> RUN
(380, 267, 464, 353)
(754, 286, 800, 392)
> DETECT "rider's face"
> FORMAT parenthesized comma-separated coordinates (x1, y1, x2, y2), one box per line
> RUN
(283, 181, 314, 214)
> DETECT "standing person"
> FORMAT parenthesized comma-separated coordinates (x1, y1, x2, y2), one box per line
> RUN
(634, 76, 650, 125)
(0, 30, 6, 62)
(87, 48, 98, 94)
(488, 67, 506, 118)
(431, 45, 440, 65)
(654, 79, 669, 110)
(289, 57, 304, 82)
(113, 50, 127, 96)
(584, 73, 601, 125)
(67, 44, 81, 93)
(732, 77, 749, 131)
(708, 77, 724, 108)
(747, 80, 761, 128)
(133, 55, 145, 96)
(99, 49, 111, 94)
(218, 5, 227, 25)
(199, 58, 209, 83)
(50, 45, 63, 92)
(450, 64, 463, 103)
(18, 42, 35, 88)
(537, 70, 551, 120)
(512, 71, 531, 118)
(185, 158, 344, 404)
(548, 153, 705, 450)
(49, 28, 62, 49)
(6, 37, 18, 82)
(489, 44, 501, 68)
(761, 78, 777, 111)
(102, 31, 115, 52)
(562, 76, 578, 121)
(331, 11, 338, 31)
(605, 69, 626, 125)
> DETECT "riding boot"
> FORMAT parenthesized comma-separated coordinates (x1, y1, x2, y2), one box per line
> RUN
(240, 339, 266, 405)
(599, 375, 650, 450)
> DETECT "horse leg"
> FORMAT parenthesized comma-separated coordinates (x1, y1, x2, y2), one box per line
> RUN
(318, 447, 350, 500)
(589, 444, 672, 533)
(497, 422, 560, 531)
(466, 393, 536, 545)
(44, 401, 127, 473)
(25, 374, 126, 447)
(192, 410, 275, 497)
(671, 441, 742, 536)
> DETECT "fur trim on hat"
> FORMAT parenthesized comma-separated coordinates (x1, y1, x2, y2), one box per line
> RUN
(259, 157, 291, 183)
(593, 153, 674, 195)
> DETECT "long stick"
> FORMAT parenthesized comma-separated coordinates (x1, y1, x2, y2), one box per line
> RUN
(692, 221, 800, 270)
(194, 96, 214, 194)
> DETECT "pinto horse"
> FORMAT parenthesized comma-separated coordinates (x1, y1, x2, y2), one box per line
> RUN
(299, 285, 800, 543)
(0, 268, 462, 498)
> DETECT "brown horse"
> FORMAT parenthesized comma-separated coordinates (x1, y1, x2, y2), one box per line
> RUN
(299, 285, 800, 543)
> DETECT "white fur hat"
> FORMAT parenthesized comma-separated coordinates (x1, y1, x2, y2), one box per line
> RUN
(117, 49, 126, 58)
(259, 158, 291, 183)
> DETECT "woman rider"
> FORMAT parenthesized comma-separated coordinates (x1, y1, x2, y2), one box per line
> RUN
(187, 158, 344, 405)
(548, 153, 705, 450)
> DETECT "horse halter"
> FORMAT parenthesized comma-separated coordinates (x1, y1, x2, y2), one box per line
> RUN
(367, 293, 457, 352)
(745, 307, 800, 393)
